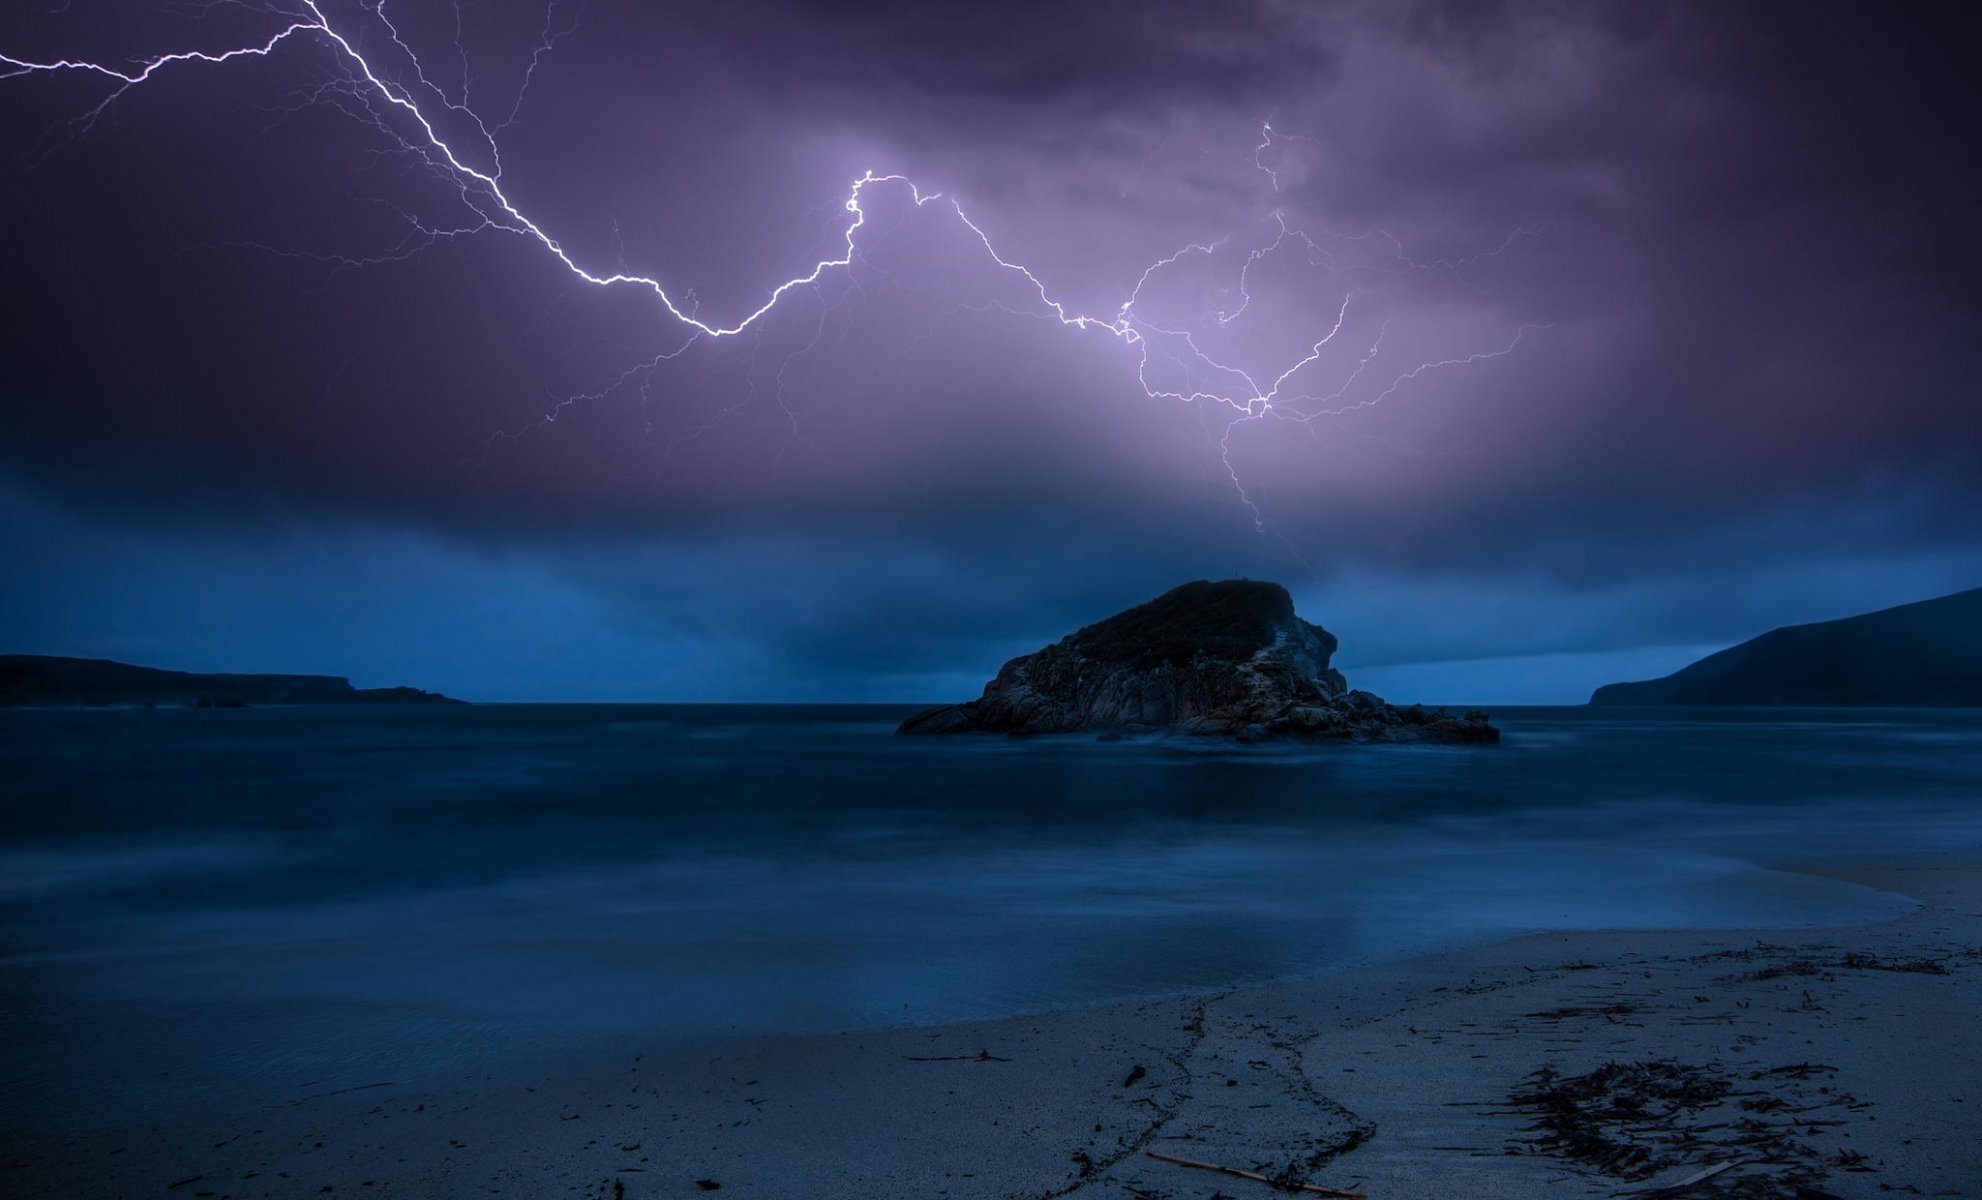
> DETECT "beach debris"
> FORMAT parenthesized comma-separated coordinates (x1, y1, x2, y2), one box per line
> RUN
(903, 1048, 1011, 1062)
(694, 1178, 722, 1190)
(1705, 946, 1950, 984)
(1070, 1148, 1100, 1178)
(268, 1080, 396, 1109)
(1525, 1003, 1638, 1022)
(1143, 1150, 1366, 1197)
(1801, 951, 1946, 975)
(1122, 1064, 1147, 1088)
(1506, 1059, 1861, 1198)
(1615, 1160, 1737, 1195)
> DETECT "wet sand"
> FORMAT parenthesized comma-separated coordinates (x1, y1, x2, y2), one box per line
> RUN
(5, 856, 1977, 1199)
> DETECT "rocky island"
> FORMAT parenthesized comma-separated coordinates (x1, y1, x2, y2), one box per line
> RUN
(0, 655, 462, 708)
(899, 579, 1496, 743)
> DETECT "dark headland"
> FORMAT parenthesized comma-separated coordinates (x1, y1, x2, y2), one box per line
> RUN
(1590, 585, 1982, 707)
(0, 655, 462, 708)
(899, 579, 1496, 743)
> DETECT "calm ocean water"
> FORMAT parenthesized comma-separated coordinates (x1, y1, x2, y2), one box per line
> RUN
(3, 704, 1980, 1122)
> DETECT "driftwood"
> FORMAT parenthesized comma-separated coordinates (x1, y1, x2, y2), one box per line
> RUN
(1143, 1151, 1366, 1197)
(1617, 1160, 1737, 1195)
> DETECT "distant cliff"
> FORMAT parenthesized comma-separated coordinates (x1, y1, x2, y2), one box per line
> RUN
(0, 656, 462, 708)
(1590, 586, 1982, 707)
(899, 579, 1496, 743)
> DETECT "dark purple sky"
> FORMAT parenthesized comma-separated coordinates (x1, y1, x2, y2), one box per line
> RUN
(2, 1, 1978, 701)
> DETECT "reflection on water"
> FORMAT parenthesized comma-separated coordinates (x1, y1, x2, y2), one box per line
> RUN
(1, 704, 1979, 1121)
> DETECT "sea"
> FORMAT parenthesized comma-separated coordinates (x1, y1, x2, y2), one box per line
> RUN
(3, 704, 1980, 1125)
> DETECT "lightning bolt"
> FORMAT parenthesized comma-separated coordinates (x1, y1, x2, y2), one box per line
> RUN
(2, 1, 1545, 534)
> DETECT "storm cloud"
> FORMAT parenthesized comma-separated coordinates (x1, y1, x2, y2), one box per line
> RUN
(1, 0, 1976, 700)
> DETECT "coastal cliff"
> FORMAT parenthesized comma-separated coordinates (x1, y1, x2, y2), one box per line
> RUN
(899, 579, 1495, 743)
(1590, 585, 1982, 707)
(0, 655, 462, 708)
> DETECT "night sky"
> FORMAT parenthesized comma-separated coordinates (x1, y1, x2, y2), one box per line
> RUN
(2, 1, 1977, 702)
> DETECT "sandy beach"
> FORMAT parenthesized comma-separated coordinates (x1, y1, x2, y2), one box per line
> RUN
(4, 854, 1975, 1200)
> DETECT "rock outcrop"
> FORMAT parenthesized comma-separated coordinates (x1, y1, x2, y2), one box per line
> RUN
(0, 656, 463, 708)
(898, 579, 1496, 743)
(1590, 585, 1982, 707)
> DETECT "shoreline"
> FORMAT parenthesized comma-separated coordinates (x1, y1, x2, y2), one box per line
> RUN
(5, 853, 1977, 1198)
